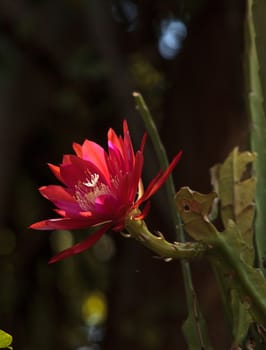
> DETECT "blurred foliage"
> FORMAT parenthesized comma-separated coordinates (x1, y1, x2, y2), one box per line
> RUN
(0, 329, 12, 349)
(0, 0, 247, 349)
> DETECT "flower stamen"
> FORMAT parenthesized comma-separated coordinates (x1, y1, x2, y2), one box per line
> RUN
(75, 177, 111, 211)
(83, 173, 99, 187)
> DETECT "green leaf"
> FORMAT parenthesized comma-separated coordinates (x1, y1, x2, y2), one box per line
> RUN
(210, 148, 257, 344)
(0, 329, 12, 349)
(175, 187, 218, 242)
(176, 187, 266, 328)
(215, 223, 266, 327)
(210, 147, 256, 265)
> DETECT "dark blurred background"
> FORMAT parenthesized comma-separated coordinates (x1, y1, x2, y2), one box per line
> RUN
(0, 0, 248, 349)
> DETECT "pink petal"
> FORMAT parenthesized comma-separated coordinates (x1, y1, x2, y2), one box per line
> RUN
(29, 216, 104, 230)
(48, 163, 63, 182)
(39, 185, 81, 216)
(114, 172, 131, 204)
(72, 142, 82, 157)
(135, 171, 162, 206)
(135, 151, 183, 206)
(107, 128, 123, 154)
(128, 151, 144, 201)
(53, 209, 68, 217)
(133, 201, 151, 220)
(140, 133, 147, 153)
(40, 185, 75, 202)
(107, 143, 124, 176)
(62, 154, 74, 165)
(121, 120, 135, 171)
(48, 223, 111, 263)
(80, 140, 109, 176)
(60, 156, 108, 189)
(53, 209, 95, 219)
(123, 119, 129, 134)
(94, 195, 121, 216)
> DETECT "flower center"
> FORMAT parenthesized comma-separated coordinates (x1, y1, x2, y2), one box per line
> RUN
(74, 172, 111, 211)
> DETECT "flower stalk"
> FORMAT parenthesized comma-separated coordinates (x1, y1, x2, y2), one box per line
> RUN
(125, 217, 207, 259)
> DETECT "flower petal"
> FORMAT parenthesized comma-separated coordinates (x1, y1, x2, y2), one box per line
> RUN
(133, 201, 151, 220)
(107, 143, 123, 173)
(40, 185, 75, 202)
(48, 163, 63, 182)
(121, 120, 135, 171)
(108, 128, 123, 156)
(129, 151, 144, 201)
(29, 216, 104, 230)
(140, 133, 147, 153)
(94, 195, 122, 218)
(39, 185, 82, 216)
(135, 151, 182, 206)
(53, 209, 95, 219)
(48, 223, 111, 263)
(72, 142, 82, 157)
(79, 140, 110, 179)
(61, 154, 74, 165)
(60, 156, 108, 189)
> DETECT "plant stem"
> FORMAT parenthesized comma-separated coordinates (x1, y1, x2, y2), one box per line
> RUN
(133, 92, 211, 348)
(246, 0, 266, 274)
(132, 92, 181, 231)
(125, 218, 207, 259)
(214, 234, 266, 326)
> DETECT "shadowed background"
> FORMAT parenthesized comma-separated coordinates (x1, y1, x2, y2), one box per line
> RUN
(0, 1, 247, 349)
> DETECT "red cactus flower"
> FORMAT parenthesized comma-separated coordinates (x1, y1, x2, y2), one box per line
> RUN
(30, 120, 182, 263)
